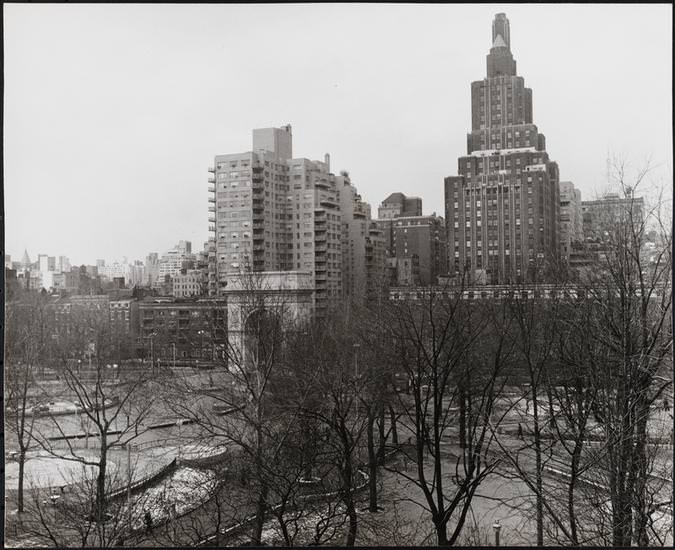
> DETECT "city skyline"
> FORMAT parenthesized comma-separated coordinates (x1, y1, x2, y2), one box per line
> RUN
(4, 4, 672, 265)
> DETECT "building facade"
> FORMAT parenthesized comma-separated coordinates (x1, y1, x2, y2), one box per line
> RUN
(378, 193, 423, 219)
(172, 269, 207, 298)
(376, 213, 447, 286)
(158, 241, 196, 283)
(582, 193, 645, 241)
(338, 176, 375, 301)
(444, 13, 561, 284)
(559, 181, 583, 260)
(137, 297, 228, 368)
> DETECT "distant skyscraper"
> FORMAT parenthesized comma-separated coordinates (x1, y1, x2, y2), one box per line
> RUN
(38, 255, 56, 274)
(444, 13, 561, 284)
(21, 249, 31, 268)
(145, 252, 160, 286)
(378, 193, 423, 219)
(158, 242, 196, 283)
(559, 181, 583, 259)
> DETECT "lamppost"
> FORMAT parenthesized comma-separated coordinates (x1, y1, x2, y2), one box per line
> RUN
(148, 331, 157, 376)
(126, 443, 138, 530)
(353, 342, 361, 379)
(493, 519, 501, 547)
(197, 330, 206, 366)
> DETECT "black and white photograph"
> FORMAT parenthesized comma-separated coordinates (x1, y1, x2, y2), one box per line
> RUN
(3, 3, 673, 547)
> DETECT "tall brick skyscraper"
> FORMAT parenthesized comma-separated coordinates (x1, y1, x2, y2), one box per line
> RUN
(445, 13, 560, 284)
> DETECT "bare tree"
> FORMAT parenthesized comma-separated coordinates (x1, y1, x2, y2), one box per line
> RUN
(382, 280, 512, 545)
(30, 303, 155, 534)
(579, 158, 672, 546)
(4, 293, 50, 515)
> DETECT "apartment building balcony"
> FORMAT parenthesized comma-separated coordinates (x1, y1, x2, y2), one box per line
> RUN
(320, 198, 339, 208)
(315, 273, 327, 283)
(208, 185, 215, 193)
(208, 166, 215, 173)
(208, 215, 216, 223)
(252, 222, 264, 230)
(252, 177, 263, 184)
(208, 176, 216, 184)
(253, 245, 265, 252)
(315, 233, 327, 242)
(252, 166, 263, 174)
(208, 196, 215, 203)
(315, 179, 330, 189)
(208, 206, 216, 213)
(208, 225, 216, 233)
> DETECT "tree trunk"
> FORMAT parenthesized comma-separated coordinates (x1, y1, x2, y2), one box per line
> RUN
(96, 436, 108, 522)
(435, 517, 449, 546)
(277, 511, 291, 546)
(532, 391, 544, 546)
(389, 405, 398, 445)
(567, 439, 582, 545)
(377, 404, 386, 465)
(252, 485, 267, 545)
(458, 383, 466, 449)
(345, 498, 358, 547)
(301, 419, 313, 480)
(367, 407, 378, 512)
(18, 450, 26, 513)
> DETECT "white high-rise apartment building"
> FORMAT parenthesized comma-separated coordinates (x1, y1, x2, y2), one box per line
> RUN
(209, 126, 372, 313)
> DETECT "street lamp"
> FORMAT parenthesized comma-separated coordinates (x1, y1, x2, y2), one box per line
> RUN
(353, 342, 361, 379)
(197, 330, 206, 365)
(492, 519, 501, 547)
(148, 331, 157, 375)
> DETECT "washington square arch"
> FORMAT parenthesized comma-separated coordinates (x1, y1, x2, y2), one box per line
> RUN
(221, 271, 315, 370)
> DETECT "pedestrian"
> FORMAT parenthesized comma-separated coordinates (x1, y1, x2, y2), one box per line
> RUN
(517, 423, 523, 439)
(663, 398, 670, 413)
(144, 510, 153, 533)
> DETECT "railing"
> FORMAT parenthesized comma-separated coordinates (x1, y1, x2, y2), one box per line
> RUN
(107, 457, 178, 501)
(196, 440, 409, 546)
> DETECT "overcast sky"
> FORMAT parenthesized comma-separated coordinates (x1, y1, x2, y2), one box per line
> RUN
(4, 3, 672, 266)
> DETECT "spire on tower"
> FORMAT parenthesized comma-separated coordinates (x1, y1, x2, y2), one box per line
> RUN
(492, 34, 508, 49)
(492, 13, 511, 50)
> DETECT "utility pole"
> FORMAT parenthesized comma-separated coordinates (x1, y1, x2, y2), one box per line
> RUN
(126, 443, 133, 532)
